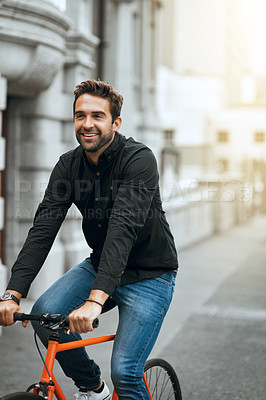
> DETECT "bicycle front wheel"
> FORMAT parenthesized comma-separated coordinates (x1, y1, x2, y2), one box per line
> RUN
(0, 393, 44, 400)
(144, 358, 182, 400)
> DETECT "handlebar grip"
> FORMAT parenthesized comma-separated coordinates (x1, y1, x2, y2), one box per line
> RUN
(13, 312, 37, 321)
(13, 312, 25, 321)
(93, 318, 99, 329)
(14, 313, 41, 322)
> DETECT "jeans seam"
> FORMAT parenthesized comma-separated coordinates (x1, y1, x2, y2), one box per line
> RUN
(154, 272, 176, 286)
(133, 284, 174, 399)
(154, 277, 172, 286)
(135, 315, 163, 399)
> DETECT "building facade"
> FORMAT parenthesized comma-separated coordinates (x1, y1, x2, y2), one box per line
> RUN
(156, 0, 266, 202)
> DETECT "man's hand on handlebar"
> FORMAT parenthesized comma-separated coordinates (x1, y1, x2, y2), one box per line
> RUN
(0, 301, 27, 327)
(69, 289, 108, 334)
(0, 290, 27, 327)
(69, 301, 102, 333)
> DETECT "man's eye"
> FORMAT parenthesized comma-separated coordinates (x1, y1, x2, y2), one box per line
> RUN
(75, 114, 84, 119)
(94, 114, 102, 119)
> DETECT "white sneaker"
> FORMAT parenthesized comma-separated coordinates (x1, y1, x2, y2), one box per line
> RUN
(74, 381, 111, 400)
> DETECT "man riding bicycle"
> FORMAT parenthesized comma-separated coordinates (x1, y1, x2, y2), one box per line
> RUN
(0, 79, 178, 400)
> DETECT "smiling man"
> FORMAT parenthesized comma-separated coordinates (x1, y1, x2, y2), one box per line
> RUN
(0, 80, 179, 400)
(75, 93, 121, 160)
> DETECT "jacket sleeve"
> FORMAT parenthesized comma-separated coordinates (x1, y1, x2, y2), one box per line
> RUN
(6, 157, 73, 297)
(92, 147, 159, 295)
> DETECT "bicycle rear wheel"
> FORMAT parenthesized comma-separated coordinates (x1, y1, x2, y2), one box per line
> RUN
(0, 393, 44, 400)
(144, 358, 182, 400)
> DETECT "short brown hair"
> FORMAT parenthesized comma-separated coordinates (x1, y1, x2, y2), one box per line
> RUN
(73, 79, 123, 122)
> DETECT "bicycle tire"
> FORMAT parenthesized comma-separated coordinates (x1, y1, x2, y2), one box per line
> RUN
(144, 358, 182, 400)
(0, 393, 44, 400)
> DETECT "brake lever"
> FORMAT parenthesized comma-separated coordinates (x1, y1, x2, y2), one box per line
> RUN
(49, 317, 69, 331)
(39, 314, 67, 330)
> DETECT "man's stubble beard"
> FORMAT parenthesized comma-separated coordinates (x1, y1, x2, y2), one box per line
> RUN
(77, 126, 115, 154)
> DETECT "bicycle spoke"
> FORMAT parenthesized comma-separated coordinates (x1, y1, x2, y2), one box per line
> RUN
(145, 359, 182, 400)
(160, 369, 170, 393)
(159, 371, 174, 400)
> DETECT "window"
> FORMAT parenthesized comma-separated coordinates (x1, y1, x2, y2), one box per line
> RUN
(217, 131, 229, 143)
(164, 130, 175, 145)
(254, 132, 265, 143)
(253, 159, 264, 171)
(217, 159, 229, 173)
(161, 130, 179, 177)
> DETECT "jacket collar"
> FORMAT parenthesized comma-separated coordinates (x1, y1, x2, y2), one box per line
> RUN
(102, 132, 126, 162)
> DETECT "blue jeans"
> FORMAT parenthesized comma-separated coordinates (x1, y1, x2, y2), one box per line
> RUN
(31, 258, 176, 400)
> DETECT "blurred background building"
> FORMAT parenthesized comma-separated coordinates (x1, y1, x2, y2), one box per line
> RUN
(0, 0, 265, 300)
(157, 0, 266, 203)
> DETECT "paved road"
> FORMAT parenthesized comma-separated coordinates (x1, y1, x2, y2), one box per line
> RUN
(0, 215, 266, 399)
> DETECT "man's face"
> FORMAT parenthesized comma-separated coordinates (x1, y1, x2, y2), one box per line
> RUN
(74, 94, 121, 160)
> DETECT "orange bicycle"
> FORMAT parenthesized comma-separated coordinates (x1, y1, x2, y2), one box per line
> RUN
(0, 313, 182, 400)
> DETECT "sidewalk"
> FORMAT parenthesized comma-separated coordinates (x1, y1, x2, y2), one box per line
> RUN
(158, 214, 266, 400)
(0, 215, 265, 398)
(155, 213, 266, 355)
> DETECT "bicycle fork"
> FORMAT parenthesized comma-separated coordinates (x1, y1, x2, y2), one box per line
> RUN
(33, 333, 67, 400)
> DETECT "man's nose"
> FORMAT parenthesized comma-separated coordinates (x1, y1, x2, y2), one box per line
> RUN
(82, 116, 94, 129)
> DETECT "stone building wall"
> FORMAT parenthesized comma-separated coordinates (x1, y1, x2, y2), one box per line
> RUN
(0, 75, 7, 320)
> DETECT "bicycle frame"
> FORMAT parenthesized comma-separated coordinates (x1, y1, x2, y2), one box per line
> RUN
(35, 332, 152, 400)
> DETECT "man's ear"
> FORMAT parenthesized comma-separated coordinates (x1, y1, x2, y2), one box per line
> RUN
(113, 116, 122, 132)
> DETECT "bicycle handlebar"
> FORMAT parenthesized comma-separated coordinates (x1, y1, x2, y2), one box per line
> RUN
(13, 312, 99, 329)
(14, 313, 42, 322)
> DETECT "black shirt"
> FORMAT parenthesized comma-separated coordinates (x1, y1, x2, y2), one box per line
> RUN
(7, 133, 178, 297)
